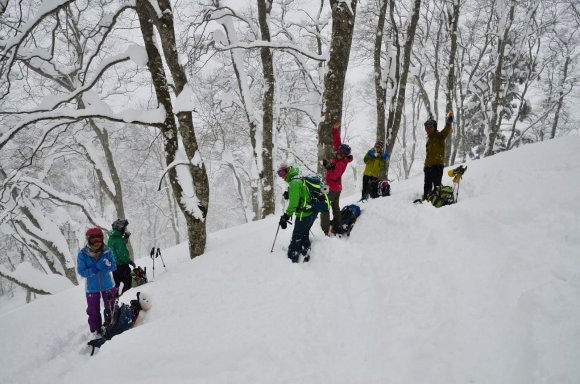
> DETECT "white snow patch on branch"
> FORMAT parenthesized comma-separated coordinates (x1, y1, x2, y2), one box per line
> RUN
(0, 263, 73, 294)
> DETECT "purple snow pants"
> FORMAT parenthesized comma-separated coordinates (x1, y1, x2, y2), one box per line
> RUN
(86, 287, 117, 332)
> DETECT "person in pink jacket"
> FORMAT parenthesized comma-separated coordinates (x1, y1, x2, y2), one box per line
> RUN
(321, 123, 353, 235)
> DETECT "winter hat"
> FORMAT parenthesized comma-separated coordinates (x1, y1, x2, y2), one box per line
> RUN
(277, 163, 290, 178)
(338, 144, 351, 156)
(374, 140, 384, 148)
(137, 292, 152, 311)
(85, 228, 103, 240)
(424, 118, 437, 128)
(112, 219, 129, 232)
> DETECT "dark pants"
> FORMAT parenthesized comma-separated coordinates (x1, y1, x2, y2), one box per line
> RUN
(288, 213, 317, 263)
(423, 165, 444, 200)
(320, 191, 341, 234)
(113, 264, 132, 295)
(86, 287, 117, 333)
(361, 175, 377, 200)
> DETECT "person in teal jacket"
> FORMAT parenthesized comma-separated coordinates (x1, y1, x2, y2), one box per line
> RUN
(77, 228, 117, 336)
(108, 219, 135, 295)
(277, 164, 317, 263)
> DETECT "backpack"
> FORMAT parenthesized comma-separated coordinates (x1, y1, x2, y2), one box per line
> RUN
(337, 204, 362, 235)
(131, 266, 148, 287)
(428, 185, 455, 208)
(302, 175, 330, 213)
(368, 179, 391, 198)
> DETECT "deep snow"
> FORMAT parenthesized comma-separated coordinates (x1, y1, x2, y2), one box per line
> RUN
(1, 136, 579, 384)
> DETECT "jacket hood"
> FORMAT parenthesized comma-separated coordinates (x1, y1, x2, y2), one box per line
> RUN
(109, 229, 123, 238)
(284, 166, 299, 182)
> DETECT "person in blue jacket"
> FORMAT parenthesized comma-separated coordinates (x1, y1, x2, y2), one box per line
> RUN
(77, 227, 117, 336)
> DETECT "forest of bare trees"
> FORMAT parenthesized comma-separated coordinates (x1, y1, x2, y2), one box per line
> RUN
(0, 0, 577, 300)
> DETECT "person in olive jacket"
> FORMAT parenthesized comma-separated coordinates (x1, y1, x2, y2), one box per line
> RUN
(423, 111, 454, 200)
(107, 219, 135, 295)
(361, 140, 390, 200)
(277, 164, 317, 263)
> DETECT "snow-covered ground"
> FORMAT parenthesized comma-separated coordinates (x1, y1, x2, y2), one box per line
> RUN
(1, 136, 579, 384)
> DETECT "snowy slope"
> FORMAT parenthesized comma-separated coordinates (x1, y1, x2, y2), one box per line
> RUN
(1, 136, 579, 384)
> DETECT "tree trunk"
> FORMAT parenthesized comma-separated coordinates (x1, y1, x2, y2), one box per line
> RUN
(257, 0, 275, 218)
(374, 0, 389, 147)
(136, 0, 209, 259)
(485, 0, 516, 157)
(550, 55, 570, 139)
(385, 0, 422, 177)
(317, 0, 358, 172)
(444, 0, 460, 166)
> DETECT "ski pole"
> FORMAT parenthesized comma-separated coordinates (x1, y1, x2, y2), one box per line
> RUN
(150, 247, 155, 280)
(156, 247, 167, 270)
(270, 224, 281, 253)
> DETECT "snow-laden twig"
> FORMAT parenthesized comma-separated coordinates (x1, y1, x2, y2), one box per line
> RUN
(214, 41, 327, 62)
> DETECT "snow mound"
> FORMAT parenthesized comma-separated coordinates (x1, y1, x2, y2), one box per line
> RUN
(1, 136, 579, 384)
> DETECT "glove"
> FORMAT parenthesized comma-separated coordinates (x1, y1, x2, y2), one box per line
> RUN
(90, 266, 99, 275)
(279, 213, 291, 229)
(123, 231, 131, 239)
(382, 151, 390, 160)
(97, 258, 111, 270)
(446, 111, 454, 125)
(323, 159, 335, 170)
(368, 149, 376, 159)
(282, 191, 289, 200)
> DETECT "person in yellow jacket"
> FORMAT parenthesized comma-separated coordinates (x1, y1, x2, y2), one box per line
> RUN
(361, 140, 390, 200)
(423, 111, 453, 200)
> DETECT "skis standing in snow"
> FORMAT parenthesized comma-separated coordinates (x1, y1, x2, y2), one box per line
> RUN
(321, 122, 353, 236)
(77, 228, 118, 338)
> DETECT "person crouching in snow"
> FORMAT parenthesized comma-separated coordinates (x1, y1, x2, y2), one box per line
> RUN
(321, 123, 353, 235)
(277, 164, 317, 263)
(77, 228, 117, 337)
(86, 291, 152, 356)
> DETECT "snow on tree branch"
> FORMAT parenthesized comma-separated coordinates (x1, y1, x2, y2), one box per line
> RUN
(0, 106, 166, 151)
(214, 40, 327, 62)
(0, 262, 72, 295)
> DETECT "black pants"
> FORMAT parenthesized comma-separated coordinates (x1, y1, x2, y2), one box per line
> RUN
(113, 264, 132, 295)
(423, 165, 444, 200)
(361, 175, 377, 200)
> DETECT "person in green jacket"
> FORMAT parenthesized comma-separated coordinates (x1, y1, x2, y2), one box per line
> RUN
(277, 164, 317, 263)
(423, 111, 453, 200)
(107, 219, 135, 295)
(361, 140, 390, 200)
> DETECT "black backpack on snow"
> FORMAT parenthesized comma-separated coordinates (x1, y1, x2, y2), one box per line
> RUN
(337, 204, 361, 235)
(368, 179, 391, 198)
